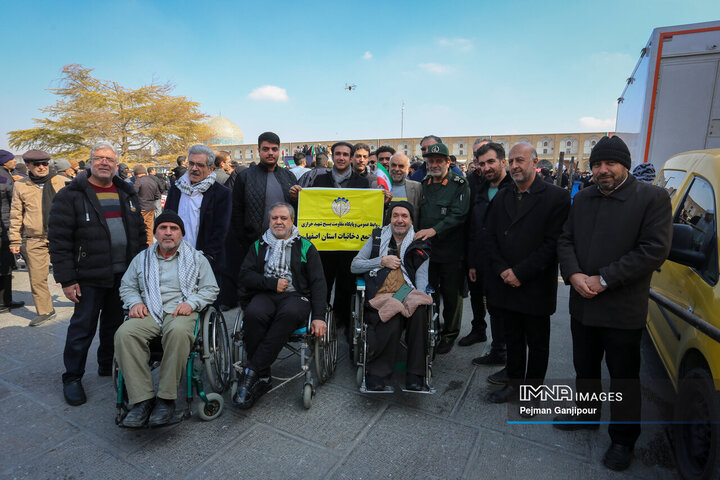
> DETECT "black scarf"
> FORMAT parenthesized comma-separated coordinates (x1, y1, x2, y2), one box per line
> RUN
(28, 172, 57, 234)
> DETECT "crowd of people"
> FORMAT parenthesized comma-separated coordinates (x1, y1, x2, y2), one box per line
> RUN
(0, 131, 672, 472)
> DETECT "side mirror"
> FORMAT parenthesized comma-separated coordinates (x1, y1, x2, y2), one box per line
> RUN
(668, 223, 707, 270)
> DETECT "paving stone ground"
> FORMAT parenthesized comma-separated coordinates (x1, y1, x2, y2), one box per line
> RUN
(0, 266, 681, 479)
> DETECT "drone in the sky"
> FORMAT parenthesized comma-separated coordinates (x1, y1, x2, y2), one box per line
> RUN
(345, 83, 357, 91)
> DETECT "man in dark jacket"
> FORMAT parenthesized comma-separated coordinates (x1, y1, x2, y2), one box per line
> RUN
(483, 142, 570, 404)
(133, 165, 160, 246)
(0, 150, 24, 313)
(464, 144, 514, 379)
(170, 156, 187, 187)
(296, 142, 370, 335)
(146, 166, 167, 216)
(234, 202, 326, 409)
(49, 141, 147, 407)
(164, 144, 231, 278)
(555, 136, 672, 471)
(224, 132, 298, 310)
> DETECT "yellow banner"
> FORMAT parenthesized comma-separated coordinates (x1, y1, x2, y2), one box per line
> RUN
(298, 188, 384, 251)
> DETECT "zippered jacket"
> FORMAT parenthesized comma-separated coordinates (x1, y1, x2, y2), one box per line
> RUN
(48, 171, 148, 288)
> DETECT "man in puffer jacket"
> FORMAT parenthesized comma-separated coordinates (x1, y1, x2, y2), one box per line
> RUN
(49, 142, 147, 407)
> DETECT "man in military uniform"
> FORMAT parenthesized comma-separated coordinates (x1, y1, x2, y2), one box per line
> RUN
(415, 143, 470, 354)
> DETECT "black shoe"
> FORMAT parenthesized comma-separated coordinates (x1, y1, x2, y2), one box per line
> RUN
(486, 385, 517, 404)
(405, 373, 423, 391)
(233, 368, 271, 409)
(553, 413, 600, 431)
(29, 309, 56, 327)
(487, 367, 508, 385)
(365, 374, 386, 391)
(148, 398, 176, 427)
(472, 351, 506, 366)
(458, 330, 487, 347)
(436, 339, 454, 355)
(8, 300, 24, 309)
(63, 379, 86, 406)
(0, 306, 8, 314)
(122, 399, 154, 428)
(97, 365, 112, 377)
(603, 443, 633, 471)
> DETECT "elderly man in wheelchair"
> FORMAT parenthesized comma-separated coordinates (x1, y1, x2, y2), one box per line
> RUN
(351, 201, 435, 393)
(115, 211, 219, 428)
(233, 202, 327, 409)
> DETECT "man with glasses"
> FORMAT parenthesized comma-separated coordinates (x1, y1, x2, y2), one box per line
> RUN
(415, 143, 470, 354)
(49, 142, 147, 406)
(164, 144, 231, 280)
(9, 150, 68, 326)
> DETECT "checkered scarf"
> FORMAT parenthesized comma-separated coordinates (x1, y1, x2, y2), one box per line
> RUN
(175, 171, 216, 196)
(143, 241, 202, 326)
(261, 226, 300, 280)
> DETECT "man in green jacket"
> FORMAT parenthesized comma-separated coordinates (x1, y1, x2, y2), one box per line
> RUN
(415, 143, 470, 354)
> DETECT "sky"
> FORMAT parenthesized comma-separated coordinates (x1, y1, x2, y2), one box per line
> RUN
(1, 0, 718, 152)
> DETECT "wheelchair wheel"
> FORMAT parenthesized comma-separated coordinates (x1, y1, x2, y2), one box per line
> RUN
(303, 383, 313, 409)
(202, 307, 232, 393)
(197, 392, 224, 421)
(315, 307, 337, 384)
(230, 310, 245, 397)
(356, 366, 364, 387)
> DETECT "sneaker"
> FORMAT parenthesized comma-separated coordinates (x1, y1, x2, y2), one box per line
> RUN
(29, 309, 56, 327)
(458, 330, 487, 347)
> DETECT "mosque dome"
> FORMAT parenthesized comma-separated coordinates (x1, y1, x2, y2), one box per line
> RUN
(205, 117, 244, 145)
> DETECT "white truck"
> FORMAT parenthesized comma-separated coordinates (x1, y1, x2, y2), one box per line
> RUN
(615, 20, 720, 171)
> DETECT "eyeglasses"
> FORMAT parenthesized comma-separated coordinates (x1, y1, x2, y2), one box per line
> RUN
(29, 161, 49, 166)
(188, 161, 208, 169)
(92, 156, 116, 164)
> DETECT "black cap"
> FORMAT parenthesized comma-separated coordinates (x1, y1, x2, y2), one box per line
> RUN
(389, 200, 414, 221)
(154, 210, 185, 235)
(589, 136, 631, 170)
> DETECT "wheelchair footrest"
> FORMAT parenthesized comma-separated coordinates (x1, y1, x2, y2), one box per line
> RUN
(360, 386, 395, 394)
(399, 386, 436, 395)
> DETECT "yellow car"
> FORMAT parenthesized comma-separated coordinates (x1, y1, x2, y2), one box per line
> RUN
(649, 149, 720, 480)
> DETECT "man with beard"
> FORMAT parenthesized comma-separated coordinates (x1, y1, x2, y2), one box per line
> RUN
(483, 143, 569, 404)
(9, 150, 68, 326)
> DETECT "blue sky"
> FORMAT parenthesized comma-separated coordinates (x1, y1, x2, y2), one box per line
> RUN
(1, 0, 717, 152)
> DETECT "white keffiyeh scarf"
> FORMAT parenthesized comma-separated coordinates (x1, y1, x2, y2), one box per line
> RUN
(175, 171, 216, 196)
(262, 225, 300, 279)
(143, 241, 202, 326)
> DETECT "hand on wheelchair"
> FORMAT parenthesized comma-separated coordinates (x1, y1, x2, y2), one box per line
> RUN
(310, 319, 327, 338)
(380, 255, 401, 270)
(276, 278, 289, 293)
(173, 302, 192, 317)
(129, 303, 149, 318)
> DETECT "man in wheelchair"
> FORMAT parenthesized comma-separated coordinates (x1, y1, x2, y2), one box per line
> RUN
(234, 202, 327, 409)
(351, 201, 432, 392)
(115, 211, 219, 427)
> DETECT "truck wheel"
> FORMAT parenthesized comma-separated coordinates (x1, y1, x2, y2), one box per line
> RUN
(672, 367, 720, 480)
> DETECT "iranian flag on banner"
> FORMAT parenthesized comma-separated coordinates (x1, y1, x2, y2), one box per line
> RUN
(376, 164, 393, 191)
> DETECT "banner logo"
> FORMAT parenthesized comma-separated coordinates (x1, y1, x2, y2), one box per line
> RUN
(331, 197, 351, 218)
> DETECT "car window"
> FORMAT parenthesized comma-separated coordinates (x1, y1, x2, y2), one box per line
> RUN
(674, 176, 718, 285)
(655, 169, 686, 198)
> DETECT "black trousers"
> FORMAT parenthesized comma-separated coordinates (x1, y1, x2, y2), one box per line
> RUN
(428, 261, 465, 343)
(0, 233, 15, 306)
(468, 275, 487, 333)
(365, 306, 426, 378)
(500, 308, 550, 384)
(486, 304, 506, 354)
(218, 241, 248, 309)
(320, 251, 356, 330)
(243, 292, 311, 376)
(571, 317, 642, 447)
(62, 275, 124, 383)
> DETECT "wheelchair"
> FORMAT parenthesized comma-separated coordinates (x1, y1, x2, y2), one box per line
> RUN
(351, 278, 440, 394)
(230, 304, 337, 409)
(113, 306, 232, 426)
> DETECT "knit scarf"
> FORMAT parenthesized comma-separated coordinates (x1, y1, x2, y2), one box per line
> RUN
(331, 167, 352, 188)
(262, 225, 300, 279)
(377, 224, 417, 288)
(143, 240, 202, 326)
(29, 172, 57, 234)
(175, 171, 216, 196)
